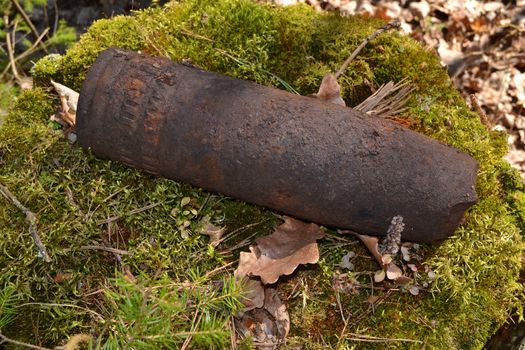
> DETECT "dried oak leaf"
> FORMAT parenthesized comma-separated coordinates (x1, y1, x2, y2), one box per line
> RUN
(353, 233, 383, 265)
(198, 216, 225, 248)
(386, 262, 403, 280)
(235, 216, 324, 284)
(51, 80, 79, 126)
(315, 73, 346, 106)
(235, 287, 290, 349)
(240, 277, 265, 312)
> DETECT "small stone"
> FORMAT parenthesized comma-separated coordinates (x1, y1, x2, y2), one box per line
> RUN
(67, 132, 77, 144)
(401, 246, 411, 261)
(409, 285, 420, 296)
(339, 251, 355, 270)
(407, 264, 418, 272)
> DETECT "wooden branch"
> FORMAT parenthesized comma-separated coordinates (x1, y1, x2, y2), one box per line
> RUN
(96, 202, 160, 225)
(0, 183, 51, 262)
(0, 27, 49, 81)
(335, 20, 400, 79)
(0, 332, 52, 350)
(79, 245, 130, 256)
(344, 333, 423, 344)
(11, 0, 47, 52)
(3, 15, 21, 83)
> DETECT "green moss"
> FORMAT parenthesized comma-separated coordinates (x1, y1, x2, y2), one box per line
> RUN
(0, 83, 18, 126)
(2, 0, 525, 348)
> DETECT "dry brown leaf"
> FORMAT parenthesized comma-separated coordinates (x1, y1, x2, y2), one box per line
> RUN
(235, 287, 290, 349)
(315, 73, 346, 106)
(51, 80, 79, 112)
(263, 288, 290, 339)
(58, 95, 77, 126)
(386, 263, 403, 280)
(381, 254, 393, 265)
(409, 285, 420, 296)
(240, 277, 265, 312)
(367, 295, 381, 304)
(395, 275, 412, 285)
(236, 241, 320, 285)
(202, 223, 225, 247)
(234, 216, 324, 284)
(374, 269, 386, 283)
(51, 80, 79, 126)
(352, 233, 383, 265)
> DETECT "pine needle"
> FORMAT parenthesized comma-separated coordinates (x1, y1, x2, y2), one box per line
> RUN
(355, 79, 415, 118)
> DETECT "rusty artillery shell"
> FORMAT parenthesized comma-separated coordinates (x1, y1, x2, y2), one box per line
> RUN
(77, 47, 478, 243)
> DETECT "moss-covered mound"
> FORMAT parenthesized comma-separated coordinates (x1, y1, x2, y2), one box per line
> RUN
(1, 0, 525, 348)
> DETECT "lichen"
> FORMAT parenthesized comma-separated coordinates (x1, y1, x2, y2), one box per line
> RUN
(2, 0, 524, 348)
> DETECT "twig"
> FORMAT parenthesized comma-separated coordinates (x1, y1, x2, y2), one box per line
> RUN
(96, 202, 160, 225)
(52, 0, 59, 36)
(215, 48, 299, 95)
(15, 302, 104, 321)
(0, 183, 51, 262)
(0, 27, 49, 81)
(336, 313, 351, 350)
(229, 316, 237, 350)
(204, 260, 238, 278)
(11, 0, 47, 52)
(335, 20, 400, 79)
(470, 94, 491, 128)
(220, 231, 260, 254)
(179, 28, 214, 42)
(324, 232, 359, 243)
(3, 15, 21, 83)
(217, 219, 269, 246)
(180, 309, 201, 350)
(65, 187, 82, 215)
(359, 284, 401, 292)
(85, 187, 125, 222)
(334, 287, 346, 324)
(0, 332, 52, 350)
(79, 245, 131, 256)
(345, 332, 422, 344)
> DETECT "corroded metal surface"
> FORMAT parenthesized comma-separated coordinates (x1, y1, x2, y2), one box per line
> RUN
(77, 47, 478, 243)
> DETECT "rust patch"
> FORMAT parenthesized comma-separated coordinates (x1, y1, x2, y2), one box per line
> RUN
(77, 47, 478, 243)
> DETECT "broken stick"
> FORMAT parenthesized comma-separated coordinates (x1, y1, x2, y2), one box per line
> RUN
(335, 20, 401, 79)
(0, 183, 51, 262)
